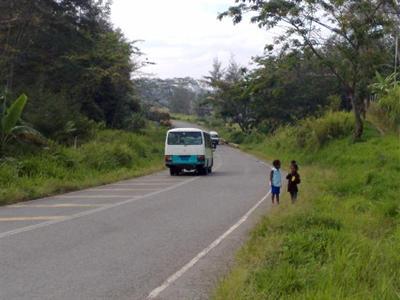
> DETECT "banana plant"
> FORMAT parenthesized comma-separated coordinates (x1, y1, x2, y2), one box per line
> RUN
(0, 94, 43, 155)
(369, 72, 398, 96)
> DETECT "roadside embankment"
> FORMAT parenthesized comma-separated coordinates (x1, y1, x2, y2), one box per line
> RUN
(0, 128, 166, 206)
(212, 113, 400, 299)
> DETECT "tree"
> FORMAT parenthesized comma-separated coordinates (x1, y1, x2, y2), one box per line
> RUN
(169, 86, 193, 114)
(250, 50, 341, 132)
(203, 58, 225, 87)
(0, 94, 42, 155)
(205, 59, 257, 133)
(220, 0, 398, 139)
(0, 0, 142, 134)
(204, 52, 341, 133)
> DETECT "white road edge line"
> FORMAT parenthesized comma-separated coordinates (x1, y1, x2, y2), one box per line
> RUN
(147, 190, 272, 299)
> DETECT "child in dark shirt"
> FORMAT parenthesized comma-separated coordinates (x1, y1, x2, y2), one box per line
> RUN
(286, 163, 301, 203)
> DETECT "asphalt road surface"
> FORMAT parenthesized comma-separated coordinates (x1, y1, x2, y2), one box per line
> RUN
(0, 123, 272, 300)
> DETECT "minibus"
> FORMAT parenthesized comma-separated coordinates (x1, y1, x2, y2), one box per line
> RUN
(210, 131, 220, 148)
(165, 128, 213, 176)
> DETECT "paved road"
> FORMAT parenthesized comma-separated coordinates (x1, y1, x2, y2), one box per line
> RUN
(0, 125, 271, 300)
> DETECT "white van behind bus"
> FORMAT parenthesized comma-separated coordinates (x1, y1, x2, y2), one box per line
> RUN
(165, 128, 213, 176)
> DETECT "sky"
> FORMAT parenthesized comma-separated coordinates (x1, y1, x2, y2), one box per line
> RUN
(110, 0, 273, 79)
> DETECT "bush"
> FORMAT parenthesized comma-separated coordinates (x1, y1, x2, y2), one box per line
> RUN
(229, 130, 247, 144)
(124, 113, 147, 132)
(369, 74, 400, 133)
(146, 107, 171, 123)
(0, 127, 166, 205)
(266, 111, 354, 152)
(242, 132, 265, 144)
(367, 102, 395, 134)
(378, 85, 400, 129)
(305, 111, 354, 147)
(54, 116, 100, 146)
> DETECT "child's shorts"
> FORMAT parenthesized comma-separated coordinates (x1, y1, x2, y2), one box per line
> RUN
(271, 185, 281, 195)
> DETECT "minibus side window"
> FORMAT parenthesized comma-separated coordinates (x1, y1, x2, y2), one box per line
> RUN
(204, 133, 212, 149)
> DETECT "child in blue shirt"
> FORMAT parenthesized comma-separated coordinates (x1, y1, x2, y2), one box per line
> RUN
(270, 160, 282, 205)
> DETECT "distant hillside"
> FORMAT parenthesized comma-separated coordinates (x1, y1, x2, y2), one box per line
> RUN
(134, 77, 210, 114)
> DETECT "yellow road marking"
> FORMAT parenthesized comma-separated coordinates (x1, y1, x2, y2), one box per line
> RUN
(0, 216, 65, 222)
(8, 204, 104, 208)
(88, 188, 158, 191)
(55, 195, 129, 199)
(112, 183, 172, 186)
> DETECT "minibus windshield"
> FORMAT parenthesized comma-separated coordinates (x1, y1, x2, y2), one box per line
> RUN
(168, 132, 203, 145)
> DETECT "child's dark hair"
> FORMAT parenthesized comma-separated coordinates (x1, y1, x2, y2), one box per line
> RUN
(273, 159, 281, 168)
(291, 160, 299, 170)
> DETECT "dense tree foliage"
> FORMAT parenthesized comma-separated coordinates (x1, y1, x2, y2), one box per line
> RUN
(0, 0, 142, 142)
(205, 52, 343, 133)
(219, 0, 399, 139)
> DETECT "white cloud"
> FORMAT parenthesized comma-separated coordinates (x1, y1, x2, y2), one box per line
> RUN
(111, 0, 273, 78)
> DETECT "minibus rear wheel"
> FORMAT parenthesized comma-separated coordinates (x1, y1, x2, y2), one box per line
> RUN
(170, 167, 178, 176)
(197, 166, 208, 176)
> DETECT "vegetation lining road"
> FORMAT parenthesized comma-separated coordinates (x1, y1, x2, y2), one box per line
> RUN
(210, 119, 400, 299)
(0, 128, 166, 206)
(172, 110, 400, 298)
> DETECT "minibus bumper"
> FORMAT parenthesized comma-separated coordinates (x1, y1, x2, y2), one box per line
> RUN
(165, 155, 205, 169)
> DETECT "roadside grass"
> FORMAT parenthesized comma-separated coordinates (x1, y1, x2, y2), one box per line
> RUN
(0, 127, 166, 205)
(213, 119, 400, 299)
(171, 113, 200, 123)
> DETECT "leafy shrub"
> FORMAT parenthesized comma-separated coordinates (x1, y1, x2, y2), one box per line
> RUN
(257, 119, 281, 134)
(307, 111, 354, 146)
(326, 95, 342, 112)
(125, 113, 147, 132)
(146, 107, 170, 123)
(242, 132, 265, 144)
(275, 112, 354, 150)
(160, 119, 172, 127)
(82, 143, 135, 170)
(55, 116, 100, 145)
(378, 85, 400, 129)
(0, 158, 19, 185)
(228, 130, 246, 144)
(368, 73, 400, 133)
(0, 128, 166, 205)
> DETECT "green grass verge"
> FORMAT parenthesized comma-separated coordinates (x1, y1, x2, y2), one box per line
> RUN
(214, 121, 400, 299)
(0, 127, 167, 205)
(170, 113, 200, 123)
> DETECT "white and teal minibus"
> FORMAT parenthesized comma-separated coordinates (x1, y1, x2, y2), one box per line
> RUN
(164, 128, 213, 176)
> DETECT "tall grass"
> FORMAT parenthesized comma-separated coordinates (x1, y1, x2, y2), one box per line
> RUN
(368, 83, 400, 133)
(214, 114, 400, 299)
(378, 85, 400, 129)
(0, 128, 166, 205)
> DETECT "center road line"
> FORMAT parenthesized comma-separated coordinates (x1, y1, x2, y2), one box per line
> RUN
(147, 190, 271, 299)
(7, 204, 105, 208)
(0, 168, 217, 239)
(0, 216, 65, 222)
(87, 188, 159, 192)
(54, 195, 130, 199)
(111, 183, 172, 186)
